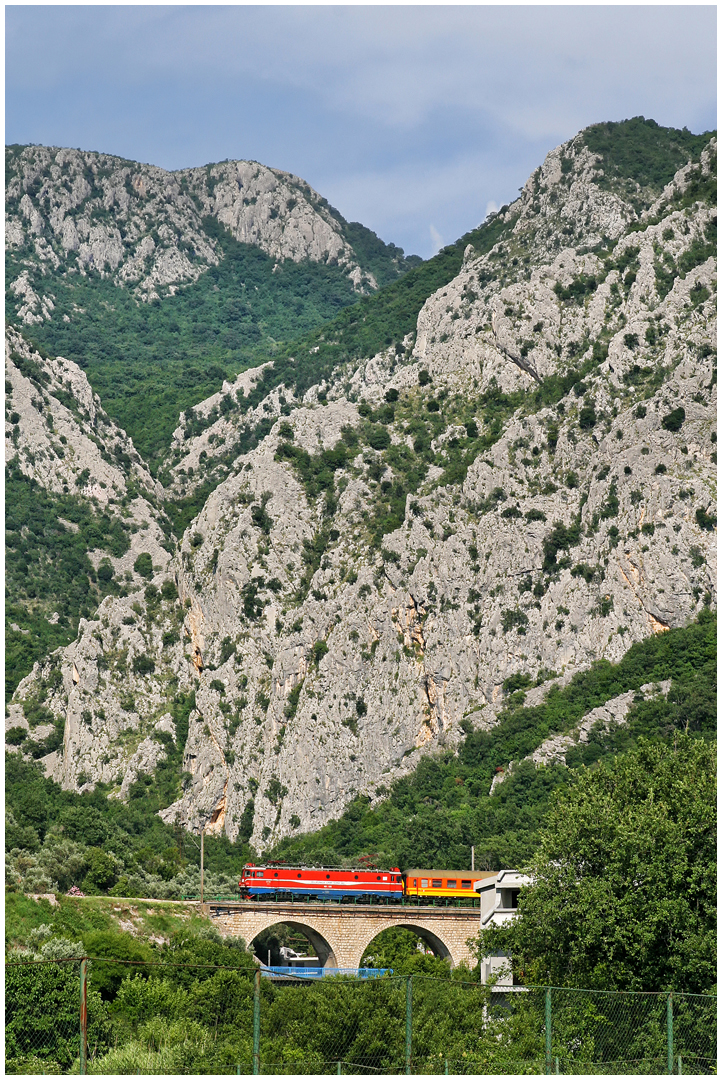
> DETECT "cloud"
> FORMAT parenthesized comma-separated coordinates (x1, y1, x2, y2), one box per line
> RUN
(5, 6, 717, 257)
(429, 225, 443, 255)
(485, 201, 499, 220)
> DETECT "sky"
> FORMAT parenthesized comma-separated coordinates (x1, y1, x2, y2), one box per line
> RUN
(5, 5, 717, 259)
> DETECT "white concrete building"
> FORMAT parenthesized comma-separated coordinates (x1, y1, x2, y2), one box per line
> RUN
(474, 870, 532, 989)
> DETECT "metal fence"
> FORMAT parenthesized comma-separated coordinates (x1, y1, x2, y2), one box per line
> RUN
(5, 958, 717, 1075)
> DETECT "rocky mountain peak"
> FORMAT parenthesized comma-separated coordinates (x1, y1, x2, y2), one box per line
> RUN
(6, 120, 716, 854)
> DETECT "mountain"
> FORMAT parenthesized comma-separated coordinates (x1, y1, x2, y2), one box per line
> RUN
(6, 118, 716, 864)
(5, 145, 420, 464)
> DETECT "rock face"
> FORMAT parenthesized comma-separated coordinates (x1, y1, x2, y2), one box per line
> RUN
(8, 127, 716, 851)
(5, 147, 387, 316)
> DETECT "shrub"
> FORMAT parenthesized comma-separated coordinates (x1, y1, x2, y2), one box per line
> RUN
(366, 424, 391, 450)
(418, 369, 432, 386)
(311, 641, 329, 668)
(579, 404, 597, 429)
(661, 407, 686, 432)
(501, 608, 529, 633)
(133, 553, 154, 578)
(132, 654, 156, 675)
(97, 561, 114, 583)
(695, 506, 716, 531)
(161, 579, 178, 601)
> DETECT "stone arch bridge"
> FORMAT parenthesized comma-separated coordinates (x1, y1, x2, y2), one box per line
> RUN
(206, 900, 480, 969)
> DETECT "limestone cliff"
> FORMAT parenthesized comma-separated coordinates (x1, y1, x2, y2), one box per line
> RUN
(5, 146, 389, 316)
(7, 126, 716, 852)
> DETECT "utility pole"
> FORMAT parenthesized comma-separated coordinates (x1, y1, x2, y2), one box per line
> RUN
(471, 846, 475, 872)
(200, 826, 204, 905)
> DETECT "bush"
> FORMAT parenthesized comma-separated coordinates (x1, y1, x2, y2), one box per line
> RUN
(695, 506, 716, 531)
(161, 579, 178, 601)
(311, 641, 329, 668)
(133, 553, 154, 579)
(662, 407, 686, 432)
(97, 560, 114, 583)
(366, 424, 391, 450)
(132, 654, 156, 675)
(579, 405, 597, 429)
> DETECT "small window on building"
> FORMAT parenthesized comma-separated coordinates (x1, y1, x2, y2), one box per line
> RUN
(511, 890, 520, 909)
(446, 880, 457, 889)
(461, 880, 472, 889)
(432, 879, 442, 888)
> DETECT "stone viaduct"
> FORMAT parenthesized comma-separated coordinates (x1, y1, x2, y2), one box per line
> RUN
(206, 900, 480, 969)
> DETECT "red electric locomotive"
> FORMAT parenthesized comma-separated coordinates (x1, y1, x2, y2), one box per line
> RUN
(240, 863, 404, 902)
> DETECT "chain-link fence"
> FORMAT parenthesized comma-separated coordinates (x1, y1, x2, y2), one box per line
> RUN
(5, 958, 717, 1074)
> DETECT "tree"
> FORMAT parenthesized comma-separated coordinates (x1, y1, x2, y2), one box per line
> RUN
(475, 737, 716, 993)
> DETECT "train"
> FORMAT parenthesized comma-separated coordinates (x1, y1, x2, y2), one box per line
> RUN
(239, 864, 495, 904)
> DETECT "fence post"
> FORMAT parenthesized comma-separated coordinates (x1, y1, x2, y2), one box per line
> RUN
(545, 987, 552, 1075)
(79, 957, 88, 1075)
(677, 1055, 682, 1075)
(667, 993, 673, 1075)
(253, 968, 261, 1075)
(405, 976, 413, 1074)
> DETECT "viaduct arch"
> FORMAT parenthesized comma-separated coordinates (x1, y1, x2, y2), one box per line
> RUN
(207, 902, 479, 970)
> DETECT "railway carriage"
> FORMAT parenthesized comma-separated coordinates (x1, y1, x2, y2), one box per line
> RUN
(404, 868, 495, 903)
(240, 863, 404, 901)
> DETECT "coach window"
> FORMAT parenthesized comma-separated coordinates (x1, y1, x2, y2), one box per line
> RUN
(421, 879, 428, 887)
(432, 879, 442, 888)
(461, 880, 472, 889)
(446, 880, 457, 889)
